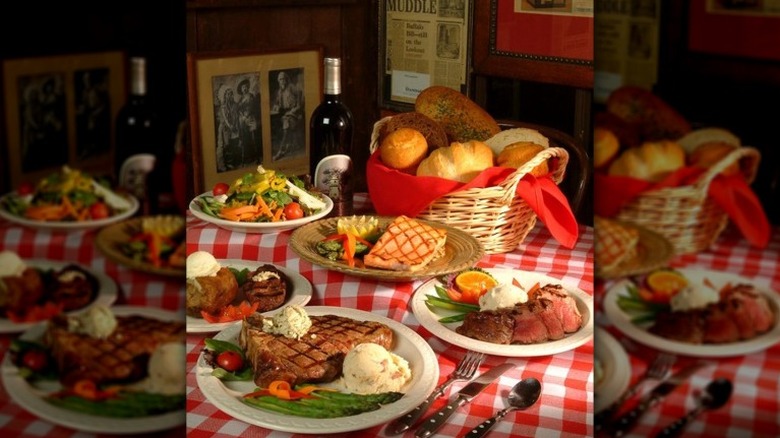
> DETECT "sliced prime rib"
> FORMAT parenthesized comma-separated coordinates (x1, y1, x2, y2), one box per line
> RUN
(455, 284, 583, 345)
(44, 314, 185, 387)
(239, 313, 394, 387)
(649, 283, 775, 344)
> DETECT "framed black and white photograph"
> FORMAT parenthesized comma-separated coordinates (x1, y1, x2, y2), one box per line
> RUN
(2, 51, 126, 188)
(187, 47, 322, 194)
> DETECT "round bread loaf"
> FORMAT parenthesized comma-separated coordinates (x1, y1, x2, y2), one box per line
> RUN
(415, 86, 501, 143)
(378, 111, 449, 151)
(497, 142, 548, 176)
(379, 128, 429, 174)
(608, 140, 685, 183)
(484, 127, 549, 157)
(688, 141, 740, 176)
(416, 140, 494, 183)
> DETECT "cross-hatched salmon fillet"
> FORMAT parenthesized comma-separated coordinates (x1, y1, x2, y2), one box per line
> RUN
(44, 314, 185, 387)
(363, 215, 447, 271)
(239, 313, 393, 387)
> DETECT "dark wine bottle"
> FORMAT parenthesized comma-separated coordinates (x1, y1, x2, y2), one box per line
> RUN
(309, 57, 354, 217)
(115, 56, 165, 214)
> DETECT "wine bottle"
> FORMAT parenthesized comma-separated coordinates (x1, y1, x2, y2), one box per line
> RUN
(115, 56, 165, 214)
(309, 57, 354, 217)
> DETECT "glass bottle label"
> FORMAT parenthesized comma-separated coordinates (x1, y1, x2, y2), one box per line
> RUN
(313, 154, 352, 202)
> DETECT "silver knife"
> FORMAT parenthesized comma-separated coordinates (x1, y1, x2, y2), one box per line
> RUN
(414, 363, 515, 438)
(608, 361, 708, 437)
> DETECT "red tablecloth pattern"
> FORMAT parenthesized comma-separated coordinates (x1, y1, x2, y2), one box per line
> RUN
(0, 219, 185, 437)
(185, 193, 595, 438)
(595, 224, 780, 438)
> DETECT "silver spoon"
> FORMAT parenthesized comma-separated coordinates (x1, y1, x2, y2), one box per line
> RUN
(464, 377, 542, 438)
(655, 378, 733, 438)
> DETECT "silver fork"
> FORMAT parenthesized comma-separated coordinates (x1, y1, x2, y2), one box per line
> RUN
(595, 352, 675, 434)
(385, 350, 484, 435)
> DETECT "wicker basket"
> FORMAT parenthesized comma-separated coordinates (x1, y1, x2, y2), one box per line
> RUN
(615, 146, 761, 255)
(369, 118, 570, 254)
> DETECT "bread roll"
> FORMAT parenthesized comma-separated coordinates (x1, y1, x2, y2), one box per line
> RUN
(594, 126, 620, 170)
(608, 140, 685, 182)
(688, 141, 740, 176)
(677, 127, 740, 155)
(378, 111, 449, 151)
(484, 127, 549, 157)
(415, 86, 501, 143)
(497, 142, 548, 176)
(416, 141, 494, 183)
(606, 86, 691, 141)
(379, 128, 429, 174)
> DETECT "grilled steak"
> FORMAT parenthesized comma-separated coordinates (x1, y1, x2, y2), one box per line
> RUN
(50, 264, 99, 311)
(456, 284, 583, 345)
(239, 313, 393, 387)
(241, 264, 289, 312)
(649, 284, 775, 344)
(44, 314, 185, 387)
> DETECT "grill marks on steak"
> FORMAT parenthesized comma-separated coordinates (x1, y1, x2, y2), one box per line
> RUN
(649, 284, 775, 344)
(44, 314, 185, 387)
(455, 284, 583, 345)
(239, 313, 393, 387)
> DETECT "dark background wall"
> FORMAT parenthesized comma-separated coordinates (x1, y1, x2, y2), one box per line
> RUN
(0, 0, 187, 192)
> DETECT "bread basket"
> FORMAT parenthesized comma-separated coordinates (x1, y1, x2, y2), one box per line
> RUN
(614, 146, 761, 255)
(369, 117, 570, 254)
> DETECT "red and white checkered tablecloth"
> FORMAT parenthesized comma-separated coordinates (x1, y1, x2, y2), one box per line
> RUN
(0, 218, 186, 438)
(595, 225, 780, 438)
(186, 193, 595, 438)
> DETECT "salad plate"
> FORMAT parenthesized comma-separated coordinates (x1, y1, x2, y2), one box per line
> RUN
(1, 306, 185, 434)
(0, 192, 139, 232)
(186, 259, 313, 333)
(0, 259, 118, 334)
(410, 268, 594, 357)
(95, 215, 185, 277)
(603, 268, 780, 357)
(594, 327, 630, 413)
(195, 306, 438, 434)
(189, 191, 333, 234)
(290, 216, 484, 282)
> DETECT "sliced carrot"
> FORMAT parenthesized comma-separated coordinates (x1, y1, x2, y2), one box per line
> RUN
(255, 196, 274, 218)
(528, 282, 541, 296)
(272, 207, 284, 222)
(343, 233, 356, 267)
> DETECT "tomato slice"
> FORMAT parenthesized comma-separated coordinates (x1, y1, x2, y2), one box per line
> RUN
(201, 301, 260, 323)
(445, 287, 463, 302)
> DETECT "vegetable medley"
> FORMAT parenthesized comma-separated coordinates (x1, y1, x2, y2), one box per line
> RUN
(196, 166, 327, 223)
(1, 166, 133, 222)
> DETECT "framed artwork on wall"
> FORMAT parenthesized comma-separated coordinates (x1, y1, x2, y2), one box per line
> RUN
(2, 51, 126, 188)
(187, 46, 323, 194)
(472, 0, 593, 89)
(378, 0, 473, 111)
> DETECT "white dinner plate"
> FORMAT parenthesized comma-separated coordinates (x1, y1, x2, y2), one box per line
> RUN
(1, 306, 185, 434)
(195, 306, 439, 434)
(0, 192, 139, 232)
(594, 327, 630, 413)
(603, 268, 780, 357)
(186, 259, 313, 333)
(0, 260, 118, 334)
(410, 268, 594, 357)
(188, 191, 333, 234)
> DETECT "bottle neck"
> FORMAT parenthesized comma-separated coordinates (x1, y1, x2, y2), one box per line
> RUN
(130, 57, 148, 97)
(323, 57, 342, 96)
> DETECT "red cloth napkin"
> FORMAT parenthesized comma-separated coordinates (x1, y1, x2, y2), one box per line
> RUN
(594, 168, 770, 248)
(366, 150, 579, 248)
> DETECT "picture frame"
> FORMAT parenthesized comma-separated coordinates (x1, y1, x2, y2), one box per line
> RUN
(2, 51, 126, 188)
(377, 0, 473, 112)
(187, 46, 322, 194)
(472, 0, 593, 89)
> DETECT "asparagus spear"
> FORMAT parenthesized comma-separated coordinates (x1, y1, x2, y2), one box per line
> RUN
(242, 390, 403, 418)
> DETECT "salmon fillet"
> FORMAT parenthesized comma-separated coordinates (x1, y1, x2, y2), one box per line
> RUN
(363, 215, 447, 271)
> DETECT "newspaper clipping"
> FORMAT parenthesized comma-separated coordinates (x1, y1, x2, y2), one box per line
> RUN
(384, 0, 470, 104)
(594, 0, 659, 103)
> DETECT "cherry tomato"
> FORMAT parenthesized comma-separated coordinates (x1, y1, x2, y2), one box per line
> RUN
(22, 349, 48, 372)
(212, 182, 230, 196)
(89, 202, 110, 219)
(216, 350, 244, 372)
(17, 182, 35, 196)
(283, 202, 304, 220)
